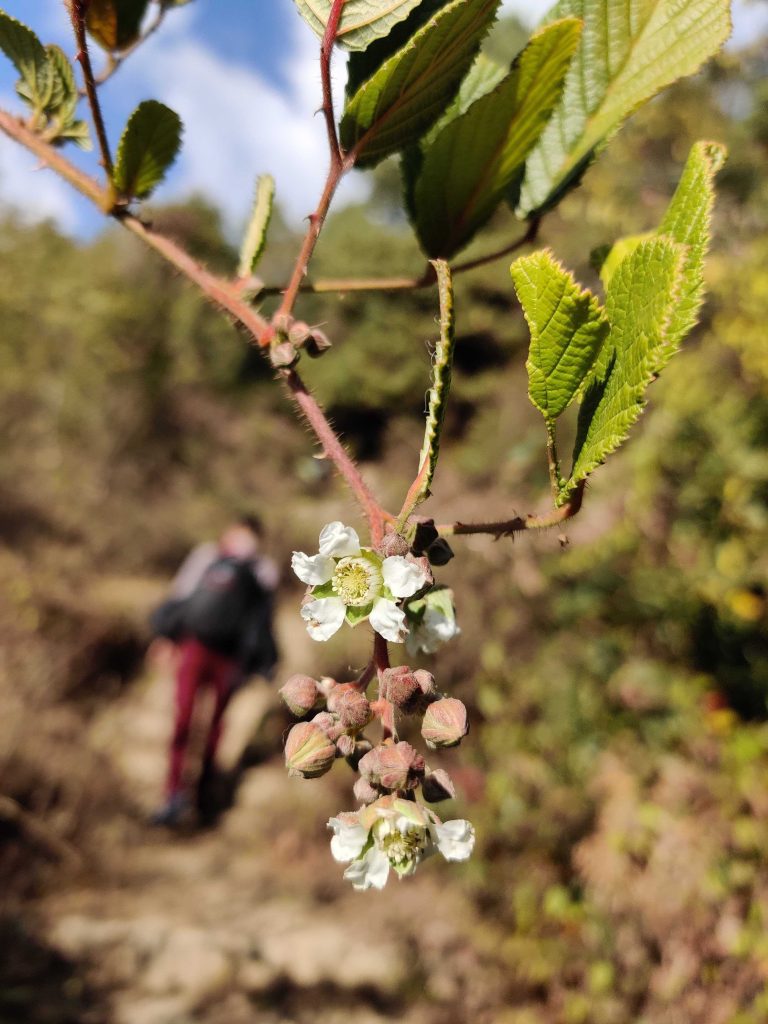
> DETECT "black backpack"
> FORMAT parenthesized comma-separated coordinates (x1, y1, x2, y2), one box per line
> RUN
(182, 556, 273, 663)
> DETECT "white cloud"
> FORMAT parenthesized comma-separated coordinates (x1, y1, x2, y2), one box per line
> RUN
(119, 10, 367, 231)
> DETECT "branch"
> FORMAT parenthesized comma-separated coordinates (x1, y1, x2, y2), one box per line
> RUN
(438, 481, 585, 538)
(67, 0, 114, 179)
(261, 219, 542, 297)
(320, 0, 346, 165)
(284, 367, 387, 543)
(0, 109, 273, 343)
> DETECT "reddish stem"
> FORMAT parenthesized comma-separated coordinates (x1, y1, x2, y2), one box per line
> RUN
(320, 0, 346, 165)
(438, 481, 586, 537)
(284, 368, 386, 542)
(67, 0, 114, 179)
(373, 633, 396, 741)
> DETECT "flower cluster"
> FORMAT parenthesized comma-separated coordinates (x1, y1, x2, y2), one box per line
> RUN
(292, 521, 459, 648)
(328, 796, 474, 891)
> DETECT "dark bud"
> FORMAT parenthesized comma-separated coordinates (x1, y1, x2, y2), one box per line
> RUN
(411, 517, 439, 555)
(426, 538, 454, 566)
(422, 768, 456, 803)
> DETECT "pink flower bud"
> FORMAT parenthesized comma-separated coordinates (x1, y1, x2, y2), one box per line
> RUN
(353, 777, 379, 805)
(413, 669, 437, 698)
(335, 734, 356, 758)
(284, 722, 336, 779)
(312, 711, 344, 742)
(346, 737, 372, 771)
(270, 341, 298, 369)
(377, 531, 410, 558)
(279, 674, 319, 717)
(288, 321, 311, 347)
(359, 742, 425, 791)
(306, 327, 332, 358)
(334, 690, 373, 731)
(382, 666, 419, 710)
(422, 768, 456, 803)
(421, 698, 468, 749)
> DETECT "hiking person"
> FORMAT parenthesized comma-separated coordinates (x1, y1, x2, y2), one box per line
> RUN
(150, 514, 279, 826)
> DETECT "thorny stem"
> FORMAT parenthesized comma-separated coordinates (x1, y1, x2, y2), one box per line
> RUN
(260, 219, 542, 297)
(320, 0, 346, 166)
(275, 1, 352, 318)
(438, 480, 586, 538)
(67, 0, 114, 180)
(284, 368, 387, 542)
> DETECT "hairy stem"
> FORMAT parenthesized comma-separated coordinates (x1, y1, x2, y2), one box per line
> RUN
(284, 368, 386, 542)
(438, 481, 585, 537)
(321, 0, 346, 165)
(67, 0, 114, 180)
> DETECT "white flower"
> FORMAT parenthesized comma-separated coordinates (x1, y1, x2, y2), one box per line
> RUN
(406, 606, 461, 656)
(292, 522, 430, 643)
(328, 796, 475, 890)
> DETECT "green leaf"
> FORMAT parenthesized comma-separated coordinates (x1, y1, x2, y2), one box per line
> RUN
(113, 100, 183, 200)
(655, 139, 727, 368)
(86, 0, 151, 52)
(340, 0, 499, 167)
(238, 174, 275, 278)
(518, 0, 731, 216)
(54, 120, 92, 151)
(591, 232, 653, 290)
(0, 9, 52, 112)
(566, 238, 685, 497)
(44, 45, 78, 124)
(511, 249, 608, 422)
(408, 18, 581, 257)
(294, 0, 427, 51)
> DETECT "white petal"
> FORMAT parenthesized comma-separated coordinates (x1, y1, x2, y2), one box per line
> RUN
(343, 847, 390, 890)
(301, 597, 346, 641)
(425, 606, 461, 642)
(382, 556, 430, 599)
(434, 819, 475, 862)
(318, 521, 361, 558)
(291, 551, 335, 586)
(369, 598, 408, 644)
(328, 818, 369, 862)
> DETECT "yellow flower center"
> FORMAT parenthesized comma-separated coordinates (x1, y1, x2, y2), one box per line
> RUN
(332, 556, 382, 607)
(380, 826, 424, 872)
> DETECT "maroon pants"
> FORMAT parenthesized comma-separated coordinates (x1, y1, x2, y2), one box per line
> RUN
(167, 636, 238, 797)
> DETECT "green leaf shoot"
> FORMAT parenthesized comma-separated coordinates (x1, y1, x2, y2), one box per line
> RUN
(566, 238, 686, 498)
(340, 0, 500, 167)
(512, 248, 608, 422)
(113, 100, 183, 200)
(0, 9, 53, 114)
(518, 0, 732, 217)
(238, 174, 275, 278)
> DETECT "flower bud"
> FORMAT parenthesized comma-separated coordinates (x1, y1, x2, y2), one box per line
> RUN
(272, 312, 292, 335)
(334, 689, 373, 731)
(288, 321, 312, 347)
(353, 777, 379, 805)
(345, 737, 372, 770)
(411, 518, 439, 555)
(312, 711, 344, 742)
(421, 698, 468, 749)
(270, 341, 298, 369)
(279, 674, 319, 717)
(380, 666, 422, 714)
(305, 327, 332, 358)
(377, 530, 410, 558)
(284, 722, 335, 779)
(335, 733, 356, 758)
(426, 538, 454, 566)
(359, 742, 425, 791)
(413, 669, 437, 699)
(422, 768, 456, 803)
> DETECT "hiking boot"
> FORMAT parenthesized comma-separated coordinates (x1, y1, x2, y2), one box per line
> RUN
(149, 792, 189, 827)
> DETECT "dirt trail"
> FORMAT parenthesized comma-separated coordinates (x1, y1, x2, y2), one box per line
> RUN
(30, 605, 492, 1024)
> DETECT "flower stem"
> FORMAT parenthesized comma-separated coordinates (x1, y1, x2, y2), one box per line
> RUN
(373, 633, 396, 742)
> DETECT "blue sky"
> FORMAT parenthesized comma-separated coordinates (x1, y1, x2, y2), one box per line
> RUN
(0, 1, 763, 236)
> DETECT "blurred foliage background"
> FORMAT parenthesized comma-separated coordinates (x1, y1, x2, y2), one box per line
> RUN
(2, 14, 768, 1024)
